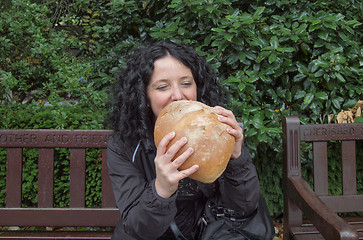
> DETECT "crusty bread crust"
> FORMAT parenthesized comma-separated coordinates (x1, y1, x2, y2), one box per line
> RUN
(154, 100, 235, 183)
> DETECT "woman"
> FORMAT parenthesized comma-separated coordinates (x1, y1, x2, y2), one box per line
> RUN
(107, 41, 272, 239)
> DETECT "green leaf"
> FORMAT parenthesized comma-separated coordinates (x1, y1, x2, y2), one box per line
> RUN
(178, 27, 185, 35)
(314, 59, 330, 68)
(252, 113, 264, 129)
(211, 28, 226, 33)
(293, 73, 306, 82)
(311, 19, 321, 25)
(332, 97, 343, 109)
(331, 46, 343, 53)
(267, 128, 282, 134)
(244, 76, 259, 83)
(268, 52, 277, 64)
(323, 22, 337, 30)
(225, 33, 234, 42)
(226, 54, 238, 65)
(315, 92, 328, 100)
(303, 93, 314, 105)
(252, 37, 268, 48)
(253, 7, 265, 19)
(245, 128, 258, 137)
(342, 99, 358, 109)
(276, 47, 295, 53)
(354, 117, 363, 123)
(294, 90, 306, 100)
(345, 20, 360, 26)
(257, 131, 267, 142)
(296, 62, 308, 74)
(257, 51, 271, 62)
(294, 23, 307, 34)
(238, 83, 246, 91)
(261, 46, 274, 51)
(318, 31, 330, 41)
(270, 36, 279, 49)
(239, 14, 254, 24)
(335, 73, 345, 82)
(246, 52, 256, 60)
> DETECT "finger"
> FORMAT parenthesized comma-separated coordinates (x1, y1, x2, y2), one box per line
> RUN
(156, 131, 176, 156)
(178, 165, 199, 179)
(214, 107, 240, 130)
(213, 106, 244, 143)
(164, 137, 188, 159)
(218, 114, 238, 128)
(172, 147, 194, 168)
(227, 127, 244, 141)
(156, 132, 179, 159)
(213, 106, 234, 118)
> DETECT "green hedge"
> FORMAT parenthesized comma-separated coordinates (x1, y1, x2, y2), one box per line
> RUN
(1, 0, 362, 217)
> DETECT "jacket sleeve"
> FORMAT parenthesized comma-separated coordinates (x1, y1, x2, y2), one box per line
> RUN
(107, 136, 177, 240)
(218, 144, 261, 216)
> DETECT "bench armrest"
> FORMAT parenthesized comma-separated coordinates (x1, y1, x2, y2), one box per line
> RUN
(287, 176, 359, 240)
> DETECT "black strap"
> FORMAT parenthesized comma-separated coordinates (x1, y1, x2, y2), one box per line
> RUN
(170, 220, 189, 240)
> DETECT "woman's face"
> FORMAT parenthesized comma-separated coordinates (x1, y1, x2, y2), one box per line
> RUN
(147, 55, 197, 117)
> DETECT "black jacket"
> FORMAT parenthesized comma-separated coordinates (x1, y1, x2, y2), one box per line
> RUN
(107, 135, 260, 240)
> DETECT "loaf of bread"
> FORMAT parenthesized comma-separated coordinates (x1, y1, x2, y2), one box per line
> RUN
(154, 100, 235, 183)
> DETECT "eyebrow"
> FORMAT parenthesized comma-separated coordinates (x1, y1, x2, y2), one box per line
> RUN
(150, 79, 168, 87)
(150, 76, 194, 86)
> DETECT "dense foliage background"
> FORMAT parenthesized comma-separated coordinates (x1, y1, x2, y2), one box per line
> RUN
(1, 0, 362, 217)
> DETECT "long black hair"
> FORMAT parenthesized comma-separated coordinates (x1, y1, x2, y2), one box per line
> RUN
(109, 41, 227, 146)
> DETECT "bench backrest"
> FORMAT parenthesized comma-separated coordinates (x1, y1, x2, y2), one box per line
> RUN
(283, 116, 363, 214)
(0, 129, 119, 227)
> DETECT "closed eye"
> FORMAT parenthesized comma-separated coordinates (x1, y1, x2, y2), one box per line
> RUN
(182, 81, 193, 86)
(156, 84, 169, 90)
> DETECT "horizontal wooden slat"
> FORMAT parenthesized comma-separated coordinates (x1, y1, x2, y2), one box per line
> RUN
(291, 226, 324, 240)
(292, 221, 363, 240)
(319, 195, 363, 213)
(300, 123, 363, 142)
(0, 231, 113, 239)
(0, 129, 112, 148)
(0, 208, 119, 227)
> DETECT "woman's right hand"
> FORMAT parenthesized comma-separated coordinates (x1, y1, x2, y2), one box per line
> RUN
(154, 132, 199, 198)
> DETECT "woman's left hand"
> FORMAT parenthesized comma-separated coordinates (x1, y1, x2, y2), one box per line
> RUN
(213, 106, 244, 159)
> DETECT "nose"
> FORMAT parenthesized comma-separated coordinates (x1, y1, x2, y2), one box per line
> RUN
(171, 86, 185, 101)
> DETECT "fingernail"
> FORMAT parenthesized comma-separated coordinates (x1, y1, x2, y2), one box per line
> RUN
(170, 132, 175, 137)
(181, 137, 187, 143)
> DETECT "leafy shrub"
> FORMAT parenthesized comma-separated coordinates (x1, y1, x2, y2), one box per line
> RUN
(0, 0, 106, 105)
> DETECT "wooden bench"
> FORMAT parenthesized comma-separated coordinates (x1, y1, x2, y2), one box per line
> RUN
(282, 116, 363, 240)
(0, 129, 119, 239)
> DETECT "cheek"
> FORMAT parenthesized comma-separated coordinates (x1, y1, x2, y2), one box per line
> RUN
(188, 87, 198, 100)
(149, 93, 169, 115)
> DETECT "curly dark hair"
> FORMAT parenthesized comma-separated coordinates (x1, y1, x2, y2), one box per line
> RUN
(110, 41, 227, 146)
